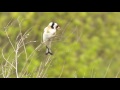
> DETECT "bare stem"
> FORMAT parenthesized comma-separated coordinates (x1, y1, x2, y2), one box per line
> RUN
(15, 48, 19, 78)
(104, 59, 113, 78)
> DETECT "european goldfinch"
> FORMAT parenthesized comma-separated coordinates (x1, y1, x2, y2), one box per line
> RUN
(43, 22, 60, 55)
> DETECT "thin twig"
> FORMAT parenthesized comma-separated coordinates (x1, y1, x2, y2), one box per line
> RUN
(91, 65, 94, 78)
(6, 61, 14, 78)
(15, 48, 19, 78)
(20, 42, 44, 77)
(73, 71, 77, 78)
(4, 27, 15, 52)
(42, 58, 53, 78)
(36, 62, 43, 78)
(2, 49, 16, 69)
(115, 70, 120, 78)
(83, 72, 86, 78)
(2, 65, 5, 78)
(59, 61, 65, 78)
(104, 59, 113, 78)
(17, 16, 28, 60)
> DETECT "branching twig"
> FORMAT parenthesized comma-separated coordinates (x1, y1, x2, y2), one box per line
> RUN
(2, 49, 16, 69)
(4, 19, 16, 52)
(17, 16, 28, 60)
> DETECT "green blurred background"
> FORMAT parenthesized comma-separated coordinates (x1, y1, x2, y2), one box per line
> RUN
(0, 12, 120, 78)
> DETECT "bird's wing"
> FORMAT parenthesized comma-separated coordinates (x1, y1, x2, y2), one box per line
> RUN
(44, 27, 51, 33)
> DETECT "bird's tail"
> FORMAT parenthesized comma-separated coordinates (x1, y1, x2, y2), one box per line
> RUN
(45, 46, 53, 55)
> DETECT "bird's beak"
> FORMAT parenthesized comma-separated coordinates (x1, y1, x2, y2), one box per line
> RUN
(57, 26, 61, 30)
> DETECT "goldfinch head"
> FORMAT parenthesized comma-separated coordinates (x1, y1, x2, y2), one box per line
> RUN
(48, 22, 60, 30)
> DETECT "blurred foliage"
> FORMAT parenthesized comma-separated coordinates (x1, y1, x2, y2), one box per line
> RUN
(0, 12, 120, 78)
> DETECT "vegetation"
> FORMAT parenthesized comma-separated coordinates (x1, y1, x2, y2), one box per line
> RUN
(0, 12, 119, 78)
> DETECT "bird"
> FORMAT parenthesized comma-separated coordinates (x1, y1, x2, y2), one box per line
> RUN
(43, 22, 60, 55)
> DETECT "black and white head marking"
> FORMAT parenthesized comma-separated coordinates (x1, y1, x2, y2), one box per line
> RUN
(49, 22, 59, 29)
(51, 22, 54, 29)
